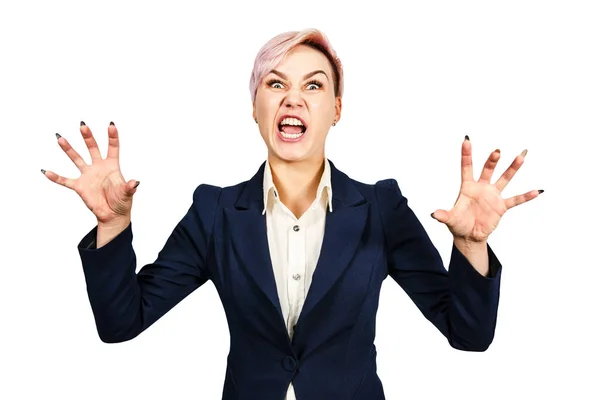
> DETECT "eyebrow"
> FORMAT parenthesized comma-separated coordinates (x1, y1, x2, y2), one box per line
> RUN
(268, 69, 330, 82)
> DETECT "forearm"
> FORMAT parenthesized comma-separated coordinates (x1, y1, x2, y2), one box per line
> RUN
(97, 217, 131, 248)
(79, 223, 144, 343)
(445, 242, 502, 351)
(453, 237, 490, 277)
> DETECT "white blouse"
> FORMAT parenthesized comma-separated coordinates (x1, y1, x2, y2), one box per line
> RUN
(262, 159, 333, 400)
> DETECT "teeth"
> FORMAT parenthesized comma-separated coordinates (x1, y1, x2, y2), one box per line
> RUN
(280, 131, 304, 139)
(280, 117, 304, 126)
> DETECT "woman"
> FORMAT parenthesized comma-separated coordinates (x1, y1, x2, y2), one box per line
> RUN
(42, 29, 541, 400)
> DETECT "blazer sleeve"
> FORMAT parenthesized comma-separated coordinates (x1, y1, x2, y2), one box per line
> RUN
(374, 179, 502, 351)
(76, 184, 221, 343)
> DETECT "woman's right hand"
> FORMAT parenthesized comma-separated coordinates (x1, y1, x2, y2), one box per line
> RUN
(43, 121, 140, 227)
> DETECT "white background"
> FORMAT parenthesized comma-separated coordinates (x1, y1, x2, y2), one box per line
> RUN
(1, 0, 598, 398)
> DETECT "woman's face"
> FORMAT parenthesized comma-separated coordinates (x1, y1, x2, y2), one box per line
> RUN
(253, 44, 341, 164)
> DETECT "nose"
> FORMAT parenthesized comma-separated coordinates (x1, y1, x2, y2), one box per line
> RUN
(283, 88, 303, 108)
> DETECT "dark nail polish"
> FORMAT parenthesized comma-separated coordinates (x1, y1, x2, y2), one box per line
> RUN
(55, 133, 61, 139)
(134, 181, 140, 188)
(430, 212, 435, 219)
(464, 135, 470, 141)
(41, 169, 46, 175)
(109, 121, 115, 126)
(495, 149, 500, 153)
(538, 189, 544, 194)
(80, 121, 86, 126)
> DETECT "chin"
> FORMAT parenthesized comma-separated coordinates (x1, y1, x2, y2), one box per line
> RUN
(264, 127, 324, 163)
(267, 128, 307, 160)
(270, 147, 311, 163)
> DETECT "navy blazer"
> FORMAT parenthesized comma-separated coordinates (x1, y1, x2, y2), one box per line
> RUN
(77, 160, 502, 400)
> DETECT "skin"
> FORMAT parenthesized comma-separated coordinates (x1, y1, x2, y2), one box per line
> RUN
(433, 142, 542, 276)
(252, 44, 341, 218)
(43, 44, 543, 267)
(250, 45, 542, 276)
(43, 123, 140, 248)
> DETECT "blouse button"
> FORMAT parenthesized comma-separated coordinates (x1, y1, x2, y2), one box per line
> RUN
(293, 273, 301, 281)
(293, 225, 300, 232)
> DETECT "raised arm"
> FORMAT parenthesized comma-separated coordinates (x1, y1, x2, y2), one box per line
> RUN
(375, 178, 502, 351)
(376, 137, 541, 351)
(78, 183, 220, 343)
(43, 121, 220, 342)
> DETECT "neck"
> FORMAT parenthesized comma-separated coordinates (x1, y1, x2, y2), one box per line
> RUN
(268, 155, 325, 218)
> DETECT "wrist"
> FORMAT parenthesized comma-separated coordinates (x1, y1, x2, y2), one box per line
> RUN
(98, 215, 131, 229)
(453, 236, 487, 250)
(97, 217, 131, 248)
(453, 237, 490, 277)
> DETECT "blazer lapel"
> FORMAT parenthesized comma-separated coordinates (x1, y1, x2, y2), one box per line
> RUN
(296, 161, 369, 326)
(224, 160, 369, 330)
(224, 163, 284, 321)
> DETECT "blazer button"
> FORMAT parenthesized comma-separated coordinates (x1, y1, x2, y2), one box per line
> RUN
(282, 356, 297, 371)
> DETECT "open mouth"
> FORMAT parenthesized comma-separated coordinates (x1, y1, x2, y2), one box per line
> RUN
(278, 116, 306, 140)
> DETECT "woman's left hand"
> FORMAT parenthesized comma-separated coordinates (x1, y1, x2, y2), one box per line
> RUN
(431, 135, 543, 244)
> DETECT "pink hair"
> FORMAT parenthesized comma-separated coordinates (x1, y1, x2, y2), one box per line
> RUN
(249, 28, 344, 103)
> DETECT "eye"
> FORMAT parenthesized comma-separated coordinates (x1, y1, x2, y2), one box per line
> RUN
(306, 79, 323, 90)
(266, 79, 284, 89)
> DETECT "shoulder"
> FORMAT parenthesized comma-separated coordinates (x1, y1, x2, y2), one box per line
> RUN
(329, 160, 403, 199)
(190, 180, 247, 206)
(351, 177, 402, 193)
(344, 174, 406, 207)
(190, 161, 267, 209)
(191, 170, 266, 211)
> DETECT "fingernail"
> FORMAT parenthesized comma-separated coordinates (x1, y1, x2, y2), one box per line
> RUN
(55, 133, 61, 139)
(134, 181, 140, 188)
(538, 189, 544, 194)
(430, 212, 435, 219)
(464, 134, 470, 141)
(109, 121, 115, 126)
(80, 121, 86, 126)
(521, 149, 528, 157)
(494, 149, 501, 153)
(41, 169, 46, 175)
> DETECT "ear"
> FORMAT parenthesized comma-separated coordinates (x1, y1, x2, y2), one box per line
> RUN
(334, 96, 342, 123)
(252, 102, 256, 121)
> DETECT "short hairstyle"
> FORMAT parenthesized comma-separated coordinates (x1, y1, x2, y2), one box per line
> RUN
(249, 28, 344, 103)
